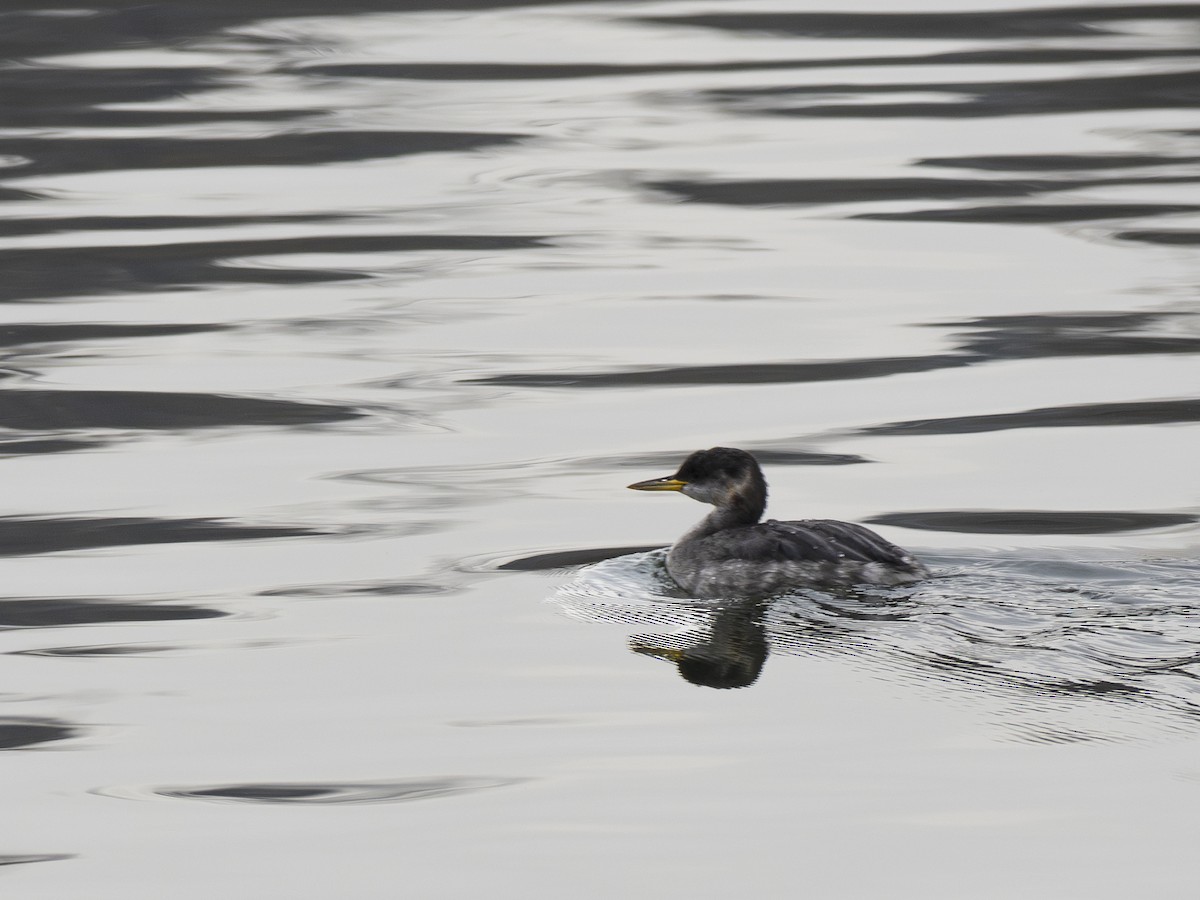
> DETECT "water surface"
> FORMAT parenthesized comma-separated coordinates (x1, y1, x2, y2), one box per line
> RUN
(0, 1, 1198, 897)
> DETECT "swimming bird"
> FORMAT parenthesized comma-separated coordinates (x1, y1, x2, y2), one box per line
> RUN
(628, 447, 927, 598)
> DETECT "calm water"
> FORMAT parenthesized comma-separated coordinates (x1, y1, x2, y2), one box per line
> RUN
(1, 1, 1199, 896)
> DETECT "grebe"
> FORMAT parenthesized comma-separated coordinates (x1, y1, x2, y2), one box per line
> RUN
(628, 447, 927, 598)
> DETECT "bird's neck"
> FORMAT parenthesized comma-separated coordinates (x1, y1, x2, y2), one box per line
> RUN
(691, 489, 765, 538)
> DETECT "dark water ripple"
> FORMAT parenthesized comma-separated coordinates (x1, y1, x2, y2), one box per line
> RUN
(470, 355, 969, 388)
(655, 177, 1062, 206)
(498, 546, 665, 571)
(0, 438, 105, 458)
(301, 60, 853, 81)
(0, 0, 621, 61)
(257, 580, 452, 598)
(0, 516, 331, 557)
(951, 311, 1200, 360)
(919, 154, 1200, 172)
(0, 322, 228, 348)
(101, 776, 526, 805)
(0, 187, 40, 203)
(0, 66, 230, 125)
(653, 174, 1200, 208)
(15, 643, 180, 658)
(0, 854, 74, 867)
(0, 390, 361, 430)
(0, 132, 524, 178)
(0, 597, 224, 629)
(0, 235, 548, 302)
(867, 510, 1197, 535)
(471, 309, 1200, 389)
(865, 399, 1200, 435)
(0, 214, 346, 239)
(304, 46, 1200, 81)
(637, 6, 1200, 40)
(0, 59, 304, 129)
(859, 204, 1200, 224)
(1117, 229, 1200, 245)
(3, 107, 311, 132)
(701, 69, 1200, 119)
(0, 717, 78, 750)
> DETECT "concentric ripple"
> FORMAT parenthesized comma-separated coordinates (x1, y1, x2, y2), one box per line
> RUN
(555, 550, 1200, 728)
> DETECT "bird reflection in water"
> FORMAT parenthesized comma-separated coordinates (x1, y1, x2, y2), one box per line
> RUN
(631, 597, 769, 689)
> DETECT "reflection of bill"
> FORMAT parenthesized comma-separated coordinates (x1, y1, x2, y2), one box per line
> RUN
(631, 598, 769, 690)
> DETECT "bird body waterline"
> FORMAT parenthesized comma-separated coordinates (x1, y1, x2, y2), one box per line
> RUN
(628, 447, 927, 598)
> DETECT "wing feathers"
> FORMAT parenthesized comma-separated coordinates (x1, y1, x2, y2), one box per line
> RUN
(705, 518, 912, 567)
